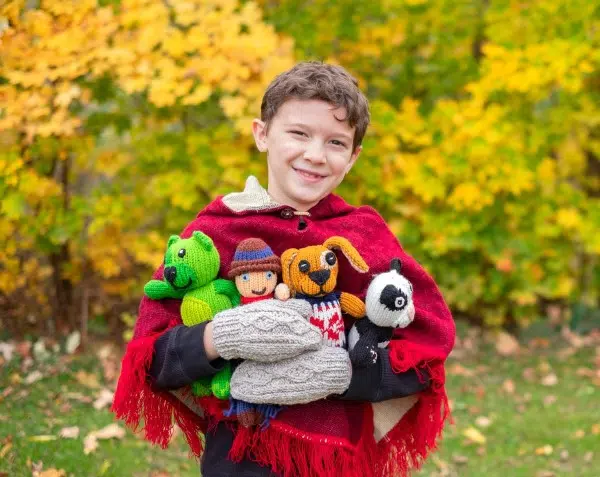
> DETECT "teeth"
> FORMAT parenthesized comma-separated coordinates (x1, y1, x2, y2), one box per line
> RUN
(297, 169, 321, 178)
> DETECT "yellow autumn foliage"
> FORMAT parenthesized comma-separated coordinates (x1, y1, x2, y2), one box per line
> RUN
(1, 0, 599, 331)
(0, 0, 294, 328)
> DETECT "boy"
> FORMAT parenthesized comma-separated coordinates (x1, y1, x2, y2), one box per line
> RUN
(113, 62, 455, 477)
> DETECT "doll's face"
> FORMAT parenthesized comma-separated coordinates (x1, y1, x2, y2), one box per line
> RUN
(235, 270, 278, 297)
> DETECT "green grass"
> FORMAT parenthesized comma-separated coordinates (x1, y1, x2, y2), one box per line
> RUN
(416, 335, 599, 477)
(1, 331, 598, 476)
(0, 354, 193, 477)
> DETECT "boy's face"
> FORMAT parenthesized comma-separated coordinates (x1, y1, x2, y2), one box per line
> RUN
(252, 99, 361, 211)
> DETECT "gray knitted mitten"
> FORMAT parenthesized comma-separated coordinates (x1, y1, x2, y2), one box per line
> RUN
(212, 299, 322, 362)
(229, 346, 352, 405)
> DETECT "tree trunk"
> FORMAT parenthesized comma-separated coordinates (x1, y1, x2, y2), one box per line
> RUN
(49, 153, 74, 334)
(472, 0, 490, 63)
(50, 244, 73, 334)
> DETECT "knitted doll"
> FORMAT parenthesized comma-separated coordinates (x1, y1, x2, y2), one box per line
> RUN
(229, 238, 281, 304)
(348, 258, 416, 366)
(144, 231, 240, 398)
(275, 236, 369, 348)
(223, 238, 285, 427)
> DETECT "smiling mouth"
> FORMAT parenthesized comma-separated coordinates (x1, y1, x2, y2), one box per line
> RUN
(252, 287, 267, 296)
(293, 167, 326, 181)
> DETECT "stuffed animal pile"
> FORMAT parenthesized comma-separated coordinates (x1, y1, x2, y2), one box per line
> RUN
(145, 231, 416, 429)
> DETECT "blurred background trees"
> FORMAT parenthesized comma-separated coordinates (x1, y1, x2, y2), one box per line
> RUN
(1, 0, 599, 339)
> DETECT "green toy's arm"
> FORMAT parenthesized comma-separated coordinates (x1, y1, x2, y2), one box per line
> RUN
(144, 279, 185, 300)
(214, 279, 241, 307)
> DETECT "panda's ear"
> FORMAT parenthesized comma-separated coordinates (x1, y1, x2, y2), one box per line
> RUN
(390, 258, 402, 274)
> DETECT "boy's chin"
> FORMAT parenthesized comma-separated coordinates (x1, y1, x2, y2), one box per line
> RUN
(290, 182, 329, 203)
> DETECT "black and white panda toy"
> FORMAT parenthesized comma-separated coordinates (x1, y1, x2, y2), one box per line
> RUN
(348, 258, 415, 366)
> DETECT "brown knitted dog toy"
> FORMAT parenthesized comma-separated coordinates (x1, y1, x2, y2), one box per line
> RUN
(275, 236, 369, 347)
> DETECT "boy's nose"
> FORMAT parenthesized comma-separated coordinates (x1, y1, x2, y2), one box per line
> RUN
(303, 142, 326, 163)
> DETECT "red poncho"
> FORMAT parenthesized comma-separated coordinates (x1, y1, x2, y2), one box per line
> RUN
(112, 179, 455, 477)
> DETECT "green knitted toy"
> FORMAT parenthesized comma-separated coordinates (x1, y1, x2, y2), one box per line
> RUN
(144, 231, 240, 399)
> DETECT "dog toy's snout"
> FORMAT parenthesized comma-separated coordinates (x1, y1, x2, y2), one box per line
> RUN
(309, 270, 330, 286)
(164, 266, 177, 284)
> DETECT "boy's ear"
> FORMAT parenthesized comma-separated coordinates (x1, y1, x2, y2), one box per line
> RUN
(345, 145, 362, 175)
(252, 119, 268, 152)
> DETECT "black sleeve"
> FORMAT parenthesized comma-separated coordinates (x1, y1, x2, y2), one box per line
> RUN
(148, 323, 225, 390)
(340, 348, 430, 402)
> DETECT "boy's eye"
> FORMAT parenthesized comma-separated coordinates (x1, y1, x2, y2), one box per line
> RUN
(265, 271, 274, 280)
(241, 273, 250, 281)
(330, 139, 347, 148)
(289, 130, 307, 137)
(178, 249, 186, 258)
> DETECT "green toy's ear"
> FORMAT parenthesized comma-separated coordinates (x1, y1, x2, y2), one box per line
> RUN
(192, 231, 214, 251)
(167, 235, 180, 248)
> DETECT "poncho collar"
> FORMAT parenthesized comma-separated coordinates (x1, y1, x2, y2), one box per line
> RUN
(221, 176, 281, 213)
(218, 176, 355, 220)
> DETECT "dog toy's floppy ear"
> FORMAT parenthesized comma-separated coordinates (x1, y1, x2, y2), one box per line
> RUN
(280, 248, 299, 293)
(323, 236, 369, 273)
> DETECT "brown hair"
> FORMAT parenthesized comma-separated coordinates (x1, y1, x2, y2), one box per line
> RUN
(261, 62, 370, 150)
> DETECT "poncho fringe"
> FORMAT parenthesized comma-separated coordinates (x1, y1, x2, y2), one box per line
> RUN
(113, 325, 450, 477)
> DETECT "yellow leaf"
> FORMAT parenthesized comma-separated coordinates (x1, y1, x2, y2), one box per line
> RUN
(162, 28, 187, 58)
(463, 426, 486, 444)
(182, 84, 212, 105)
(556, 208, 582, 231)
(28, 435, 57, 442)
(537, 158, 556, 182)
(556, 276, 575, 297)
(535, 445, 553, 456)
(39, 470, 66, 477)
(220, 96, 248, 118)
(74, 370, 100, 389)
(99, 460, 111, 475)
(0, 442, 12, 458)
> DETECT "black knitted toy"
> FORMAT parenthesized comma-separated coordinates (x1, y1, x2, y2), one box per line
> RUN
(348, 258, 415, 367)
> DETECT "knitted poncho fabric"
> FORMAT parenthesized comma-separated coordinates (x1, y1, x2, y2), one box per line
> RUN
(112, 177, 455, 477)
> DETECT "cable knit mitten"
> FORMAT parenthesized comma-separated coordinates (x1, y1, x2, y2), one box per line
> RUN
(229, 347, 352, 405)
(212, 299, 322, 362)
